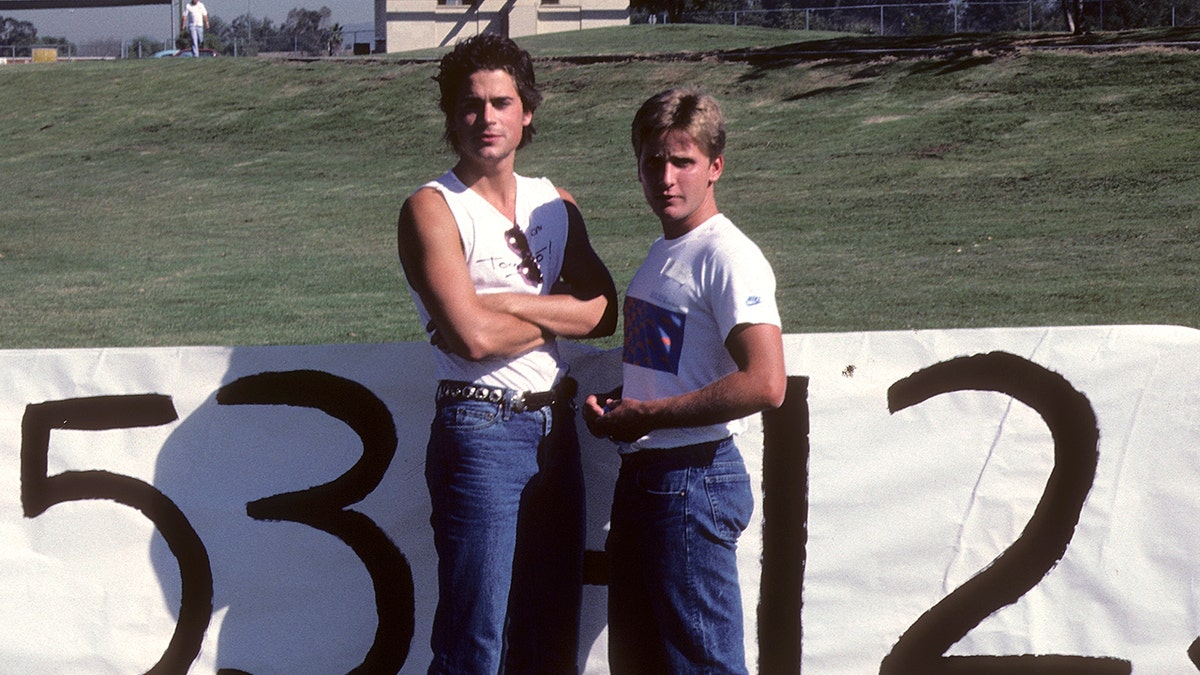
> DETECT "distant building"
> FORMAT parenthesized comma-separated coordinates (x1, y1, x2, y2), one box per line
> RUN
(375, 0, 629, 52)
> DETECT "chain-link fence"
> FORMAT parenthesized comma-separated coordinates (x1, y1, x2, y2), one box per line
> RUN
(679, 0, 1200, 34)
(0, 43, 74, 59)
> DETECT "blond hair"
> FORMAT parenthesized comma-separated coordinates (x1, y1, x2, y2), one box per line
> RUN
(631, 87, 726, 161)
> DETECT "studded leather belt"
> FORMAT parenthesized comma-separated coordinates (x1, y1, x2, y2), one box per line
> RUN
(435, 377, 577, 413)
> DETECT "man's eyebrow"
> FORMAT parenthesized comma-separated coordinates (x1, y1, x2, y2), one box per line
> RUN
(462, 93, 514, 102)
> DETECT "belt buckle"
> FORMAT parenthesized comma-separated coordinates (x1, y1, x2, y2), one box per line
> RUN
(510, 392, 528, 413)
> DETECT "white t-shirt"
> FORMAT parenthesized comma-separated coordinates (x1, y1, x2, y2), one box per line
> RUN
(621, 213, 780, 450)
(183, 2, 207, 26)
(405, 170, 570, 393)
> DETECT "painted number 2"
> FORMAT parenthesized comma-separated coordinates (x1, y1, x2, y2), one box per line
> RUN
(758, 351, 1136, 673)
(879, 351, 1131, 672)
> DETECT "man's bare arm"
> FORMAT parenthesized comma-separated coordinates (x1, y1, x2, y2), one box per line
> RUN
(480, 189, 618, 339)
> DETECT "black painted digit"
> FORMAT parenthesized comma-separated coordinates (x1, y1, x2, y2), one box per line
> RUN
(758, 376, 810, 675)
(21, 394, 214, 675)
(879, 352, 1130, 674)
(216, 370, 414, 674)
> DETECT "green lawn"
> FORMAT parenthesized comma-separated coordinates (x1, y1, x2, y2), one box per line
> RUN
(2, 25, 1198, 349)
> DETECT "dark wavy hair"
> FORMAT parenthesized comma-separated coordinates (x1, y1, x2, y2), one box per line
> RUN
(435, 33, 542, 152)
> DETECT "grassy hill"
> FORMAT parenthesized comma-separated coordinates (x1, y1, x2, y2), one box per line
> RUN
(2, 25, 1198, 349)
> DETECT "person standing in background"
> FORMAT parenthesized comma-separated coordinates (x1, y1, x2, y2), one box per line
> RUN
(181, 0, 209, 57)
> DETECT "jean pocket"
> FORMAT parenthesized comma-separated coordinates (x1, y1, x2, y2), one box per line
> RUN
(634, 462, 688, 496)
(704, 469, 753, 542)
(436, 402, 500, 432)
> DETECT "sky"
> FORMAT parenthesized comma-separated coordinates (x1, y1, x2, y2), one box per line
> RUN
(2, 0, 373, 45)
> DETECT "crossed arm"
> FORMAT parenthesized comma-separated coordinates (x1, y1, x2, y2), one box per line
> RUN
(397, 186, 617, 361)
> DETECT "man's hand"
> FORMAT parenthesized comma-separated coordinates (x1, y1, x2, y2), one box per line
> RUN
(426, 320, 447, 352)
(581, 393, 611, 437)
(583, 388, 651, 444)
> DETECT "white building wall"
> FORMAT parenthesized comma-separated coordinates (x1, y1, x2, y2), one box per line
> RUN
(380, 0, 628, 52)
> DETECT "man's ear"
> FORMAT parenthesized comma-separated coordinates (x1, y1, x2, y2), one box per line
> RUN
(708, 154, 724, 185)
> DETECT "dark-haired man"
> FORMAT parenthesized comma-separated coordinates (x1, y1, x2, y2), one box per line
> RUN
(397, 32, 617, 675)
(584, 87, 786, 674)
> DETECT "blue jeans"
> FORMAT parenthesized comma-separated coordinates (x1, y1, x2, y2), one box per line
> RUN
(188, 24, 203, 56)
(607, 438, 753, 675)
(425, 393, 584, 674)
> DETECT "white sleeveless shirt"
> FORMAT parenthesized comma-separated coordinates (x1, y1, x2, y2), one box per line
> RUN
(407, 170, 569, 392)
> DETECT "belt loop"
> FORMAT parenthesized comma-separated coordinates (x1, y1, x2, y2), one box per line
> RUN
(500, 391, 515, 421)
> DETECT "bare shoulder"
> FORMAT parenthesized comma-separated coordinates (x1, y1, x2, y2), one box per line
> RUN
(398, 185, 464, 269)
(400, 186, 450, 231)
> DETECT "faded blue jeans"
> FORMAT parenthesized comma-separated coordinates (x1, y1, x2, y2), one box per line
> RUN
(607, 437, 753, 675)
(425, 393, 584, 675)
(188, 24, 203, 56)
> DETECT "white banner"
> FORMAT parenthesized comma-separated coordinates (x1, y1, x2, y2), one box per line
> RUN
(0, 325, 1197, 673)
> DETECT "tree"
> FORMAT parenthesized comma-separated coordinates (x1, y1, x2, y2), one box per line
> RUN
(0, 16, 38, 46)
(1062, 0, 1084, 32)
(203, 15, 227, 52)
(128, 35, 166, 57)
(204, 7, 341, 57)
(1, 15, 72, 56)
(327, 22, 342, 55)
(78, 37, 121, 57)
(219, 14, 277, 55)
(282, 6, 340, 56)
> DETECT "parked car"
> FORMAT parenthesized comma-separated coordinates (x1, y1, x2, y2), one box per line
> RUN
(154, 48, 220, 58)
(176, 48, 220, 58)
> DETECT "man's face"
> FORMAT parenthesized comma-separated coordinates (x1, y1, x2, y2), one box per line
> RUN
(637, 129, 723, 236)
(451, 69, 532, 165)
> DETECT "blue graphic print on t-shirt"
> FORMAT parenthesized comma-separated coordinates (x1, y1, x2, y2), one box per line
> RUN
(622, 296, 686, 375)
